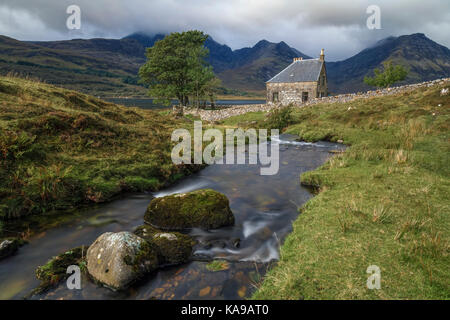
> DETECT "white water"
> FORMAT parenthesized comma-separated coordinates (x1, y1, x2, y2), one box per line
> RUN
(153, 180, 210, 198)
(271, 135, 327, 147)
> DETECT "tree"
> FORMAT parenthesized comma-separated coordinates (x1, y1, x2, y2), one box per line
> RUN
(364, 60, 408, 88)
(202, 77, 222, 108)
(139, 30, 218, 106)
(186, 45, 216, 108)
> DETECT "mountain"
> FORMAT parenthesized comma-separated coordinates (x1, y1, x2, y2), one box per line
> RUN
(122, 32, 166, 49)
(0, 32, 448, 96)
(0, 32, 307, 96)
(124, 33, 310, 92)
(326, 33, 450, 93)
(216, 40, 310, 91)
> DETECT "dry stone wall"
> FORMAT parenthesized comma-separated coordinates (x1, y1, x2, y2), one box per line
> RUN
(181, 78, 449, 122)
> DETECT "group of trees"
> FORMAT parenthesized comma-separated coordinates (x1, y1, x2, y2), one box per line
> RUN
(139, 30, 220, 107)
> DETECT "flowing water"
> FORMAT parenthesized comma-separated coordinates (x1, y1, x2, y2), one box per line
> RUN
(0, 135, 344, 300)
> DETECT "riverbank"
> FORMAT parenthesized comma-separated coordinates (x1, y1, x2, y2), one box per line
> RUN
(0, 76, 201, 238)
(219, 80, 449, 299)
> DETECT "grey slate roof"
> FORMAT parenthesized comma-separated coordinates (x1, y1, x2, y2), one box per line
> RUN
(267, 58, 323, 83)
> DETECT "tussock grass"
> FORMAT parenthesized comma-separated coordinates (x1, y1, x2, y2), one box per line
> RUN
(0, 76, 200, 234)
(243, 82, 449, 299)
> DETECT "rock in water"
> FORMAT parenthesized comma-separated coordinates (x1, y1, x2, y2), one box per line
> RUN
(134, 225, 195, 266)
(86, 232, 158, 290)
(144, 189, 234, 230)
(33, 246, 88, 296)
(0, 238, 22, 260)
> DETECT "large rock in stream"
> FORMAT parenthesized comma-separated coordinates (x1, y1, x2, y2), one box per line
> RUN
(144, 189, 234, 230)
(134, 225, 195, 266)
(86, 232, 158, 290)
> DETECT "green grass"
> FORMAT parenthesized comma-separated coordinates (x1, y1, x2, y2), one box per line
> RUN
(0, 76, 201, 236)
(218, 111, 268, 128)
(206, 260, 230, 272)
(237, 82, 449, 299)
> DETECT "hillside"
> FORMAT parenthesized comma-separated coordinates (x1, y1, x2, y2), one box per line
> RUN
(327, 33, 450, 93)
(0, 36, 146, 96)
(219, 80, 450, 299)
(0, 76, 200, 235)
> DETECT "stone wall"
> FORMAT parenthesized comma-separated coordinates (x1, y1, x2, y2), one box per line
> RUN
(183, 104, 273, 122)
(266, 82, 318, 105)
(182, 78, 449, 123)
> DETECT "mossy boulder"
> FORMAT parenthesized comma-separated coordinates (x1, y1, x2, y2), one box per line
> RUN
(86, 232, 158, 290)
(0, 238, 25, 260)
(34, 246, 88, 295)
(144, 189, 234, 230)
(134, 225, 195, 266)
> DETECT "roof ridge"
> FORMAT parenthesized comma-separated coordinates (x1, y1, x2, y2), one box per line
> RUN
(296, 57, 320, 61)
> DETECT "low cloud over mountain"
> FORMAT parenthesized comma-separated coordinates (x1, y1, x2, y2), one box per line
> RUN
(1, 0, 450, 60)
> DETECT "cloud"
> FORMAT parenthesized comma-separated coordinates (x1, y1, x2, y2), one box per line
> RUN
(0, 0, 449, 60)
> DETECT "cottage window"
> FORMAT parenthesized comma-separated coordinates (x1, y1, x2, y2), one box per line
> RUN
(272, 92, 279, 103)
(302, 92, 308, 102)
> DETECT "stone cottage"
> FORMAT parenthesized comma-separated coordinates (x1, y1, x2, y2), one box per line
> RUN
(266, 49, 328, 105)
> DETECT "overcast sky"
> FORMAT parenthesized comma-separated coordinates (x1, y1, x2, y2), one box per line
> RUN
(0, 0, 449, 61)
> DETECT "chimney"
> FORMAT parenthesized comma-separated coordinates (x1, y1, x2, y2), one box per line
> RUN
(320, 48, 325, 61)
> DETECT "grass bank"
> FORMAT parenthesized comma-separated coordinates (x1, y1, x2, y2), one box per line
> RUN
(0, 76, 200, 237)
(220, 82, 449, 299)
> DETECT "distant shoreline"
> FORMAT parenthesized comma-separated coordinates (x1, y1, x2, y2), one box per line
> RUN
(98, 95, 266, 100)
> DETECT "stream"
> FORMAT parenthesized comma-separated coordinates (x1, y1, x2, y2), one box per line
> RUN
(0, 135, 344, 300)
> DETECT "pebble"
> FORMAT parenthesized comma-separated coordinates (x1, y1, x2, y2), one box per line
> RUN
(199, 286, 211, 297)
(237, 286, 247, 298)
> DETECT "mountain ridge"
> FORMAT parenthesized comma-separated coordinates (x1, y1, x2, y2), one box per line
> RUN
(0, 32, 449, 96)
(326, 33, 450, 93)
